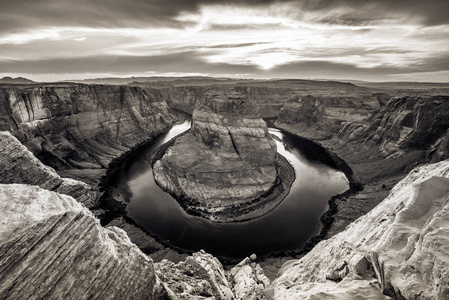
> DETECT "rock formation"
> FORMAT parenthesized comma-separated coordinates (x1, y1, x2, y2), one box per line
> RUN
(0, 84, 176, 184)
(153, 90, 281, 220)
(228, 254, 271, 300)
(268, 159, 449, 299)
(0, 131, 99, 207)
(0, 184, 162, 299)
(277, 94, 380, 140)
(155, 250, 234, 299)
(276, 94, 449, 238)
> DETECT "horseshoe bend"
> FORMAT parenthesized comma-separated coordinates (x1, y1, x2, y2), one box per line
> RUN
(152, 90, 295, 221)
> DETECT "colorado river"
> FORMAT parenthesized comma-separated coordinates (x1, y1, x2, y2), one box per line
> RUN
(113, 120, 349, 258)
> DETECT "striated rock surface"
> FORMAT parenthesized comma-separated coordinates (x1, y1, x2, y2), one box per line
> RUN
(337, 95, 449, 159)
(228, 255, 271, 300)
(0, 131, 99, 207)
(276, 94, 380, 140)
(155, 250, 234, 300)
(161, 80, 379, 119)
(268, 160, 449, 299)
(0, 183, 160, 299)
(0, 84, 176, 184)
(153, 91, 279, 220)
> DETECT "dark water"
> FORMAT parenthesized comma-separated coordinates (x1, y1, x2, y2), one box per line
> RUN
(114, 121, 348, 258)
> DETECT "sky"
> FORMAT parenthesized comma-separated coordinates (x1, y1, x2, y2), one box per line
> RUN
(0, 0, 448, 82)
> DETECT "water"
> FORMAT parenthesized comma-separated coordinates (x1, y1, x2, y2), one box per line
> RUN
(114, 121, 349, 258)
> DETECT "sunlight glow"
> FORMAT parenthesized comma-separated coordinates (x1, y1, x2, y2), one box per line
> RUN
(0, 2, 447, 81)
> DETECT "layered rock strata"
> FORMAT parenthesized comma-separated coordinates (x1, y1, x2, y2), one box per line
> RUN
(268, 159, 449, 299)
(0, 131, 99, 207)
(0, 184, 160, 299)
(339, 95, 449, 160)
(153, 91, 281, 220)
(161, 80, 379, 119)
(0, 84, 176, 184)
(277, 94, 380, 140)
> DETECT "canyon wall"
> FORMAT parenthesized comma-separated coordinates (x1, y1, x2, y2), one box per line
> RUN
(0, 84, 176, 184)
(338, 95, 449, 160)
(276, 94, 449, 238)
(277, 94, 449, 160)
(0, 131, 99, 207)
(160, 80, 379, 120)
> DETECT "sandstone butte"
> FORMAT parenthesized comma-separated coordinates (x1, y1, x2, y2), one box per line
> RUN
(1, 81, 449, 299)
(153, 90, 293, 221)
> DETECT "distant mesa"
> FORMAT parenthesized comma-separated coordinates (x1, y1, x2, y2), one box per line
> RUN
(0, 76, 35, 84)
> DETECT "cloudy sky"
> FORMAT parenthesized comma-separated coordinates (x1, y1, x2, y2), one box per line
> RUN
(0, 0, 448, 82)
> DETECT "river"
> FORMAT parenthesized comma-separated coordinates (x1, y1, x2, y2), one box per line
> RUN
(112, 120, 349, 258)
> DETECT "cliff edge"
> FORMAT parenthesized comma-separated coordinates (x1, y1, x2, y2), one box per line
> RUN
(267, 159, 449, 299)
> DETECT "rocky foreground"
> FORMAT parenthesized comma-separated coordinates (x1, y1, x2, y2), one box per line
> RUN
(153, 90, 290, 221)
(268, 160, 449, 299)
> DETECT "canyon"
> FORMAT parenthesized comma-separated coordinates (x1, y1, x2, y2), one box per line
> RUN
(0, 78, 448, 299)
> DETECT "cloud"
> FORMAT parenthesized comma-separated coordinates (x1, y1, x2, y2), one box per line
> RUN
(0, 0, 448, 37)
(0, 0, 447, 82)
(2, 49, 448, 82)
(0, 51, 258, 75)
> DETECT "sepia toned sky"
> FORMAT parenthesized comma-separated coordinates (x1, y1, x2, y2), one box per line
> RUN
(0, 0, 448, 82)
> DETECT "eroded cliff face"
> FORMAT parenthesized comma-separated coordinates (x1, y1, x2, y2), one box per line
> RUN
(276, 94, 380, 140)
(153, 90, 280, 220)
(268, 159, 449, 299)
(0, 131, 99, 207)
(161, 80, 378, 120)
(0, 184, 162, 299)
(0, 84, 176, 184)
(279, 95, 449, 160)
(343, 95, 449, 160)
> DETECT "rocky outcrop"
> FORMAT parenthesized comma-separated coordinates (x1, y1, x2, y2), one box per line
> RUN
(0, 183, 160, 299)
(153, 90, 281, 220)
(336, 96, 449, 159)
(276, 94, 449, 239)
(364, 96, 449, 159)
(228, 255, 271, 300)
(276, 94, 380, 140)
(155, 250, 234, 299)
(0, 84, 176, 184)
(268, 159, 449, 299)
(0, 131, 99, 207)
